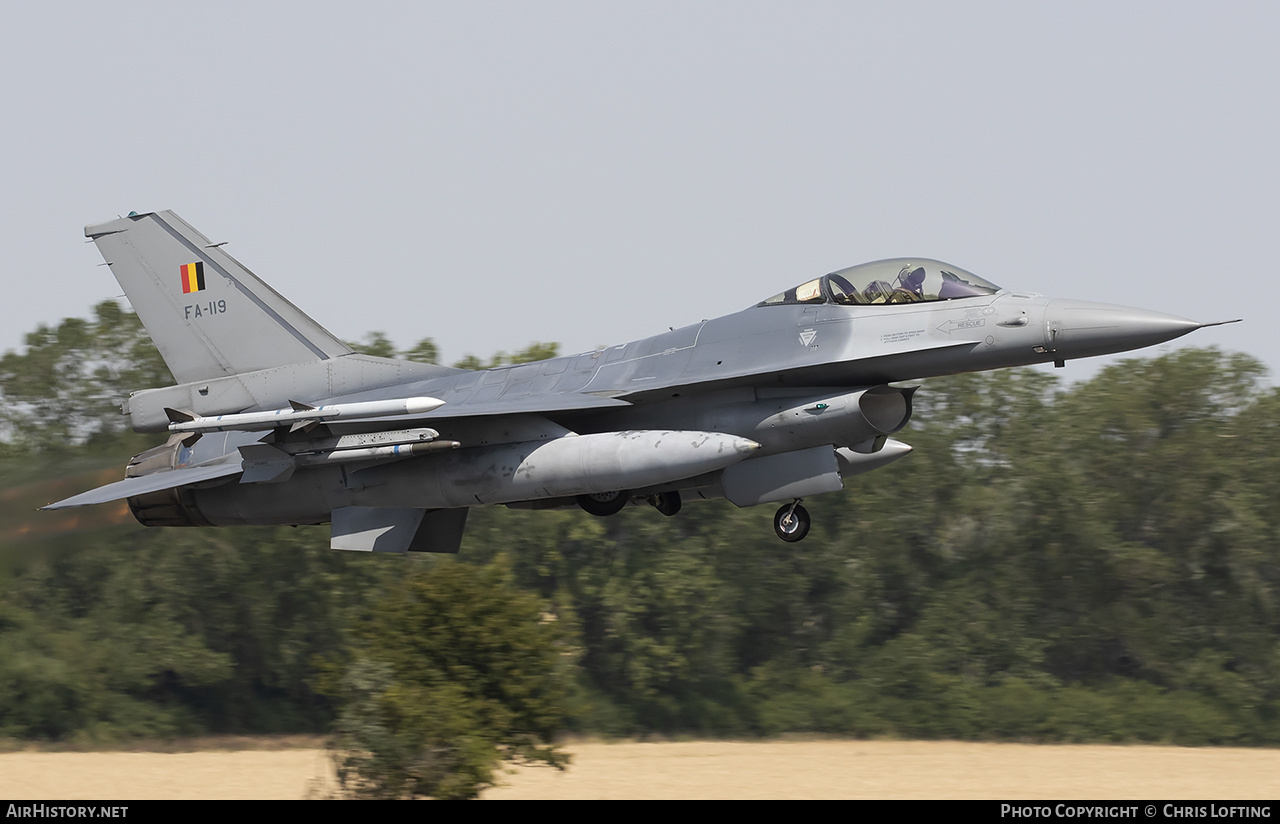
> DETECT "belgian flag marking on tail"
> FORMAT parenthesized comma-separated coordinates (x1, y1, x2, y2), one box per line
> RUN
(180, 262, 206, 294)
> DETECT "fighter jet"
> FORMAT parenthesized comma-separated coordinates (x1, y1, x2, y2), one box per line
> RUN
(44, 210, 1234, 550)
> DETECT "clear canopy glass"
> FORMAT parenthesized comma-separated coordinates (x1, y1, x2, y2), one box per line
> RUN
(758, 259, 1001, 307)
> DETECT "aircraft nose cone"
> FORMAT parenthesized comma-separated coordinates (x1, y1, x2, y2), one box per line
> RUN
(1045, 299, 1203, 360)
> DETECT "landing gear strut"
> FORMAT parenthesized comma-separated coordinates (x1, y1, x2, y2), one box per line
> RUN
(577, 490, 629, 516)
(647, 491, 682, 517)
(773, 500, 810, 542)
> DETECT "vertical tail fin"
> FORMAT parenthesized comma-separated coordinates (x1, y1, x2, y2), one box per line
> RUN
(86, 210, 352, 383)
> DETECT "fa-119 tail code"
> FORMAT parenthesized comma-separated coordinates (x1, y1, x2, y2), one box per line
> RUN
(86, 211, 353, 383)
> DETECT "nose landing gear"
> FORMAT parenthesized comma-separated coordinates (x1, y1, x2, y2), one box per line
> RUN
(774, 500, 811, 542)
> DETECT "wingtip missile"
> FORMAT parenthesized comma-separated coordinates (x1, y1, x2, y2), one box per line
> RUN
(166, 396, 447, 435)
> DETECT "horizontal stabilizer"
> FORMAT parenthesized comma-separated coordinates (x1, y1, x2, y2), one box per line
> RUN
(42, 462, 242, 510)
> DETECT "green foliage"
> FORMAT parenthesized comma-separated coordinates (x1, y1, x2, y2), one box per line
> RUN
(345, 333, 556, 370)
(328, 658, 496, 799)
(0, 524, 392, 740)
(346, 332, 397, 358)
(401, 337, 439, 365)
(329, 559, 569, 799)
(0, 301, 169, 454)
(452, 342, 560, 370)
(347, 333, 440, 365)
(2, 315, 1279, 753)
(501, 342, 559, 365)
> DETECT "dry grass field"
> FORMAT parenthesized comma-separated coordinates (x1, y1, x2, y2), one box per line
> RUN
(2, 738, 1279, 800)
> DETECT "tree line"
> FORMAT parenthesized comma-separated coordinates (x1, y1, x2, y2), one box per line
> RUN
(2, 303, 1278, 766)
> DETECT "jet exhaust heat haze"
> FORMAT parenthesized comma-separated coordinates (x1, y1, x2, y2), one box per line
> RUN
(44, 211, 1234, 549)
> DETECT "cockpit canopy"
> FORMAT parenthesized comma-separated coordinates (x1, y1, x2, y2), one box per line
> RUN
(757, 258, 1001, 307)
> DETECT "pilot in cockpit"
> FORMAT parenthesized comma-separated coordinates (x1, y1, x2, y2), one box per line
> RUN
(758, 259, 1001, 309)
(894, 266, 928, 300)
(853, 266, 931, 304)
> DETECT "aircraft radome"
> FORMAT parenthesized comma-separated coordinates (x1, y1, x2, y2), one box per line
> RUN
(44, 211, 1237, 550)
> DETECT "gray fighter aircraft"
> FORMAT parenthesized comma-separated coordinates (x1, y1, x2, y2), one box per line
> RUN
(45, 210, 1234, 549)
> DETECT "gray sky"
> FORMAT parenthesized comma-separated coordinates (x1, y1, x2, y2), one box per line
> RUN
(2, 1, 1274, 384)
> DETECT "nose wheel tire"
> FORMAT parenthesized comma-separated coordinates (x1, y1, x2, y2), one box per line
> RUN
(774, 502, 811, 543)
(577, 490, 629, 517)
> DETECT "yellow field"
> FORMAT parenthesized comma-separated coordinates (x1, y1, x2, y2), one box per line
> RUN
(2, 739, 1278, 800)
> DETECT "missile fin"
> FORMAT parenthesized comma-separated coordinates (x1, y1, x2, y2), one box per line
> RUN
(165, 407, 196, 423)
(238, 442, 297, 484)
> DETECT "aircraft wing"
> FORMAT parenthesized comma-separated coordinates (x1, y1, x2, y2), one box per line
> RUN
(45, 391, 633, 510)
(42, 461, 242, 510)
